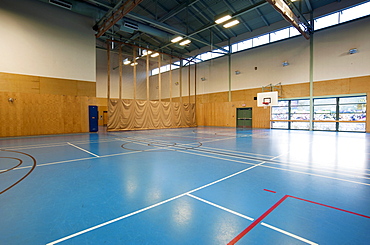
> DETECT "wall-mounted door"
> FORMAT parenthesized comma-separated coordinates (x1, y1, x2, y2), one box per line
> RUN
(237, 108, 252, 128)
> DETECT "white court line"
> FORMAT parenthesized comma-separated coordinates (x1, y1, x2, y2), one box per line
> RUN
(187, 194, 318, 245)
(67, 143, 100, 158)
(174, 148, 370, 186)
(1, 138, 120, 151)
(187, 193, 254, 221)
(0, 149, 161, 172)
(130, 134, 370, 174)
(189, 147, 370, 180)
(261, 222, 319, 245)
(112, 135, 370, 178)
(4, 136, 369, 185)
(46, 162, 266, 244)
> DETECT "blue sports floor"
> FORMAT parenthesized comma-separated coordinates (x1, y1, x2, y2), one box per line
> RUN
(1, 127, 370, 244)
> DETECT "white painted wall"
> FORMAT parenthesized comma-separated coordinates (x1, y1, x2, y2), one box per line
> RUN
(314, 17, 370, 81)
(0, 0, 96, 82)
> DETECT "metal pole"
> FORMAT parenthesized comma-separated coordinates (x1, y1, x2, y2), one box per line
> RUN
(309, 13, 314, 131)
(158, 55, 161, 102)
(180, 61, 183, 103)
(228, 39, 232, 102)
(188, 62, 191, 103)
(107, 40, 111, 101)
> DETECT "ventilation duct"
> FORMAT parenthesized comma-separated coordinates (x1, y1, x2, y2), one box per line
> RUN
(119, 20, 172, 41)
(49, 0, 72, 10)
(123, 21, 139, 31)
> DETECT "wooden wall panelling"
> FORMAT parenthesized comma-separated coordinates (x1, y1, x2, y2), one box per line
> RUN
(40, 77, 78, 96)
(0, 92, 92, 137)
(281, 83, 310, 98)
(349, 76, 370, 94)
(314, 78, 350, 96)
(0, 92, 21, 136)
(0, 72, 40, 93)
(77, 81, 96, 97)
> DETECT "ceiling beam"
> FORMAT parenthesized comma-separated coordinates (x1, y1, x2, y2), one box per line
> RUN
(248, 0, 269, 26)
(221, 0, 253, 32)
(95, 0, 144, 38)
(158, 0, 201, 22)
(196, 0, 235, 38)
(304, 0, 313, 12)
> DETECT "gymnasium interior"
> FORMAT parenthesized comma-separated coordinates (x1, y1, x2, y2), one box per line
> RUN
(1, 0, 370, 244)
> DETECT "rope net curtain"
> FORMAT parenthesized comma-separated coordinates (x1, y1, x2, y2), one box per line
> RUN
(107, 40, 196, 131)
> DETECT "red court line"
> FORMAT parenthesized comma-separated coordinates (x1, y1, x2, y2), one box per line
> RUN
(227, 195, 289, 245)
(288, 195, 370, 219)
(263, 189, 276, 193)
(228, 194, 370, 244)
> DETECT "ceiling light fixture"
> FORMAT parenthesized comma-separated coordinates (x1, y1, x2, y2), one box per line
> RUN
(349, 48, 358, 54)
(123, 59, 131, 65)
(151, 52, 159, 58)
(171, 36, 184, 43)
(179, 39, 191, 46)
(215, 14, 232, 24)
(223, 19, 240, 28)
(130, 62, 138, 66)
(142, 50, 153, 56)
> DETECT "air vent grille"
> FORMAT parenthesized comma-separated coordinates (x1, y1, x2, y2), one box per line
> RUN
(49, 0, 72, 10)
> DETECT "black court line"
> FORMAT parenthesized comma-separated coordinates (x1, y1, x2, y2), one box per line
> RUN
(0, 149, 37, 194)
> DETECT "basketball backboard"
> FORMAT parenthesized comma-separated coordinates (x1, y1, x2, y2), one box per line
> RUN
(257, 91, 279, 107)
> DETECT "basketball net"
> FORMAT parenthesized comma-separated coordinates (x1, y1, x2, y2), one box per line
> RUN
(263, 102, 270, 109)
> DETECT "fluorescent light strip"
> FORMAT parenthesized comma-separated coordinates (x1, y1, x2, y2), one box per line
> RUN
(179, 39, 191, 46)
(151, 53, 159, 58)
(215, 15, 232, 24)
(223, 19, 240, 28)
(171, 36, 183, 43)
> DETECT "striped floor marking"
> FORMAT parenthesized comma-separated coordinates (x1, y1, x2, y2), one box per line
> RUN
(46, 162, 266, 244)
(187, 193, 318, 245)
(228, 194, 370, 244)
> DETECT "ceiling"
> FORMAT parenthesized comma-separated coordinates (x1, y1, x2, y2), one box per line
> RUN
(38, 0, 365, 58)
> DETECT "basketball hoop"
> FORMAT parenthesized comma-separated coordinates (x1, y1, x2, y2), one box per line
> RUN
(262, 101, 270, 109)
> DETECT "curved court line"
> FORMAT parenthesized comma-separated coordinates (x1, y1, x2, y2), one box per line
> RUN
(0, 149, 37, 194)
(3, 138, 369, 186)
(0, 157, 23, 173)
(46, 162, 267, 244)
(1, 138, 119, 151)
(187, 193, 318, 245)
(114, 134, 370, 176)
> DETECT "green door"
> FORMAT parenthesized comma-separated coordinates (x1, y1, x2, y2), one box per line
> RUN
(237, 108, 252, 128)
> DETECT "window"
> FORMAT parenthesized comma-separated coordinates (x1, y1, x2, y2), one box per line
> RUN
(270, 28, 290, 42)
(252, 34, 269, 47)
(271, 96, 366, 132)
(271, 99, 310, 130)
(338, 96, 366, 132)
(150, 1, 370, 76)
(313, 98, 336, 120)
(151, 68, 159, 76)
(314, 13, 339, 30)
(340, 1, 370, 23)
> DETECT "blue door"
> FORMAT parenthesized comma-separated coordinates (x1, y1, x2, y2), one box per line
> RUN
(89, 106, 98, 132)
